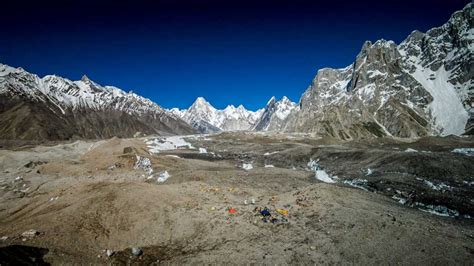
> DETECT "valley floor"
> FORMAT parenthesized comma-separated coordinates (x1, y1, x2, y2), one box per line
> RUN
(0, 132, 473, 264)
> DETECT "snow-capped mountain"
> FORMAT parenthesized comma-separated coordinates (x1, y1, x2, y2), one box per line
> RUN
(220, 104, 264, 131)
(168, 97, 263, 133)
(2, 4, 471, 140)
(0, 64, 195, 140)
(252, 96, 299, 131)
(287, 3, 473, 139)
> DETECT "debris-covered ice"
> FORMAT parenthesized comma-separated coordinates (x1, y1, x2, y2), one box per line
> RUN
(451, 148, 474, 156)
(343, 179, 369, 191)
(307, 159, 320, 171)
(157, 171, 170, 182)
(392, 194, 407, 204)
(146, 136, 195, 154)
(415, 203, 460, 218)
(419, 178, 451, 191)
(134, 155, 153, 175)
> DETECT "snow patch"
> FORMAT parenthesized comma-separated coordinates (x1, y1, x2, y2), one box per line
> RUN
(199, 148, 207, 154)
(367, 70, 387, 78)
(146, 136, 195, 154)
(409, 66, 468, 135)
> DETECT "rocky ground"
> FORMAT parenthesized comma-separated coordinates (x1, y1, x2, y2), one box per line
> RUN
(0, 132, 473, 264)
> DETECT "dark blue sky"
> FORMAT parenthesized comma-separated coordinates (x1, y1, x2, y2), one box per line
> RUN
(1, 0, 469, 110)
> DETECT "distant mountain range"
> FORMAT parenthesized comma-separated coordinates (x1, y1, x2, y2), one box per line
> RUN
(0, 3, 472, 140)
(167, 96, 298, 133)
(0, 65, 194, 140)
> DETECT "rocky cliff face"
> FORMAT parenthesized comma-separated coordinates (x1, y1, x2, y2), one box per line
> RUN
(0, 64, 195, 140)
(252, 96, 299, 131)
(289, 3, 473, 139)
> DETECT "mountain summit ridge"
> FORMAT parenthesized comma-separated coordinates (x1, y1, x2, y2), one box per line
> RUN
(0, 64, 195, 140)
(288, 3, 473, 139)
(167, 97, 266, 133)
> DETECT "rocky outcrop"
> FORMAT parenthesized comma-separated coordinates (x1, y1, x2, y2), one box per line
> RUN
(289, 3, 473, 139)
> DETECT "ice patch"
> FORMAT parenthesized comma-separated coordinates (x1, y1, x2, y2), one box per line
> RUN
(49, 196, 59, 201)
(308, 159, 337, 183)
(264, 164, 275, 168)
(264, 151, 279, 156)
(199, 148, 207, 154)
(166, 155, 181, 159)
(315, 170, 337, 183)
(463, 180, 474, 186)
(366, 168, 373, 176)
(404, 148, 418, 152)
(451, 148, 474, 156)
(242, 163, 253, 171)
(157, 171, 170, 182)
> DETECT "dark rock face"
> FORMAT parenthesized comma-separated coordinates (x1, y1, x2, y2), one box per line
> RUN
(0, 65, 195, 141)
(0, 245, 50, 265)
(287, 3, 473, 139)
